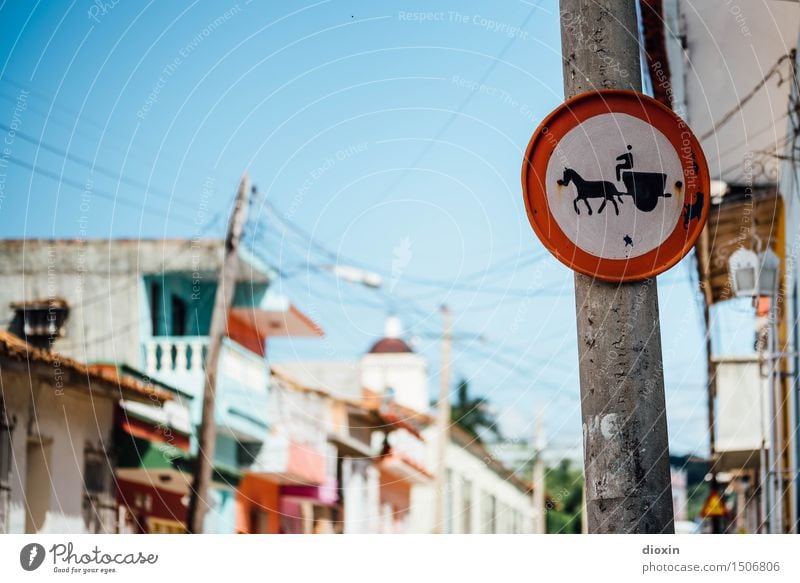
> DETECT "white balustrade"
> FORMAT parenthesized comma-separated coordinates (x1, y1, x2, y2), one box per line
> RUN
(158, 339, 172, 370)
(174, 342, 188, 371)
(142, 337, 209, 378)
(189, 340, 204, 371)
(144, 343, 158, 375)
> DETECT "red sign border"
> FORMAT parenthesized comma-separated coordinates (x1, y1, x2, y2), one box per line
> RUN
(521, 89, 710, 282)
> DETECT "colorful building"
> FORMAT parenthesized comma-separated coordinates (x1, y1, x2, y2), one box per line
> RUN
(0, 328, 171, 534)
(643, 0, 800, 533)
(0, 239, 321, 533)
(275, 316, 535, 534)
(238, 370, 337, 534)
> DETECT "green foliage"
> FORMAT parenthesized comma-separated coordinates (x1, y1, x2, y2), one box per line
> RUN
(450, 378, 501, 442)
(544, 458, 584, 534)
(686, 480, 709, 521)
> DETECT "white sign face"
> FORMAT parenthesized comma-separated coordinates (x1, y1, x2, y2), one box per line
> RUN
(544, 113, 685, 260)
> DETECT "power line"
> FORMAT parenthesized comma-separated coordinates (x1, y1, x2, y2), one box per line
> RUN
(0, 123, 197, 209)
(699, 53, 792, 143)
(709, 111, 789, 163)
(5, 155, 187, 217)
(2, 77, 111, 133)
(0, 90, 165, 169)
(261, 202, 565, 299)
(373, 1, 545, 202)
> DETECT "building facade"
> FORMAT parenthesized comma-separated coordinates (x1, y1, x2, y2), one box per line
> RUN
(0, 329, 171, 534)
(275, 316, 536, 534)
(645, 0, 800, 532)
(0, 239, 321, 533)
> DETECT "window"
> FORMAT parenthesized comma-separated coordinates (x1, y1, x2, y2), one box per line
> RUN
(83, 446, 108, 496)
(237, 441, 261, 466)
(150, 281, 161, 336)
(9, 299, 69, 348)
(0, 402, 13, 534)
(171, 295, 187, 336)
(83, 443, 113, 533)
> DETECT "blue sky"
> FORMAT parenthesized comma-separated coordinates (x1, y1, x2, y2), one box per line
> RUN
(0, 0, 734, 458)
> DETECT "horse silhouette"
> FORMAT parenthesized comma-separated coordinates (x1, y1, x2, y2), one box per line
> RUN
(558, 168, 622, 216)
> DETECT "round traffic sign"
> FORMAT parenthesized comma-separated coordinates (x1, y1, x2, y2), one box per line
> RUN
(521, 90, 710, 282)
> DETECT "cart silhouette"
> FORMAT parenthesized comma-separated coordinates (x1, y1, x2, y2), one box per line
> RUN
(620, 170, 672, 212)
(559, 167, 672, 216)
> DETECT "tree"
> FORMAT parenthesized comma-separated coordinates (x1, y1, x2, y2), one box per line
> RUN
(544, 458, 584, 534)
(449, 378, 501, 442)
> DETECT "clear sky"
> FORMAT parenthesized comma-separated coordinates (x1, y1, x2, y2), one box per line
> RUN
(0, 0, 725, 458)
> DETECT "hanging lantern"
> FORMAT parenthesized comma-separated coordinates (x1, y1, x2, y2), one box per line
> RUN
(728, 247, 760, 298)
(757, 248, 780, 297)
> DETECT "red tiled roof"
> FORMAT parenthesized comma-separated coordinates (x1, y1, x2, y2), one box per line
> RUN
(0, 330, 172, 403)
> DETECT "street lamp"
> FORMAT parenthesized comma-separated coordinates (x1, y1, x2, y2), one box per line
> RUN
(710, 179, 729, 205)
(326, 264, 383, 288)
(728, 247, 759, 298)
(757, 248, 780, 298)
(728, 245, 783, 533)
(728, 246, 780, 299)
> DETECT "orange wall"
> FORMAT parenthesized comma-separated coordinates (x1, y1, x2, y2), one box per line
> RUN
(236, 475, 281, 534)
(380, 471, 411, 514)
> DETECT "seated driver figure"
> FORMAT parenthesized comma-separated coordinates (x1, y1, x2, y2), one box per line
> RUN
(615, 145, 633, 181)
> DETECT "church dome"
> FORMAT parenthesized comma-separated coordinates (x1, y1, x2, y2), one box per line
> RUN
(367, 315, 413, 354)
(368, 337, 413, 354)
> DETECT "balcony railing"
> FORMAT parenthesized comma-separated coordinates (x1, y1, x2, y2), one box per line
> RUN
(143, 336, 209, 378)
(142, 336, 270, 442)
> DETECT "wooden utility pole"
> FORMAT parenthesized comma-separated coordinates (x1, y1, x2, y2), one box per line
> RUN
(698, 225, 723, 533)
(559, 0, 675, 533)
(432, 304, 452, 533)
(186, 174, 250, 533)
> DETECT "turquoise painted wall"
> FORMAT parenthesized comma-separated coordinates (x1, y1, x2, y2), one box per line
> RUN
(203, 488, 238, 534)
(143, 274, 216, 337)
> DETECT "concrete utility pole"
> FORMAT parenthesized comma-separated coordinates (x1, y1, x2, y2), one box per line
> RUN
(432, 304, 452, 533)
(187, 174, 250, 533)
(559, 0, 675, 533)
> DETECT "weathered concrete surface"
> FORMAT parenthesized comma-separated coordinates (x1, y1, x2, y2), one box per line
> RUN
(0, 239, 269, 368)
(560, 0, 675, 533)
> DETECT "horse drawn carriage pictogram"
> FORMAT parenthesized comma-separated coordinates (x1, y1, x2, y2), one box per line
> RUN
(557, 146, 673, 216)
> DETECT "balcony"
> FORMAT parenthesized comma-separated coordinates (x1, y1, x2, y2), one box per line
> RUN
(142, 336, 269, 442)
(143, 336, 208, 387)
(251, 434, 333, 486)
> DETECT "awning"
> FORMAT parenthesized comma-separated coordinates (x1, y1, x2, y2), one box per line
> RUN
(378, 453, 433, 484)
(115, 432, 241, 492)
(280, 478, 339, 506)
(231, 287, 323, 339)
